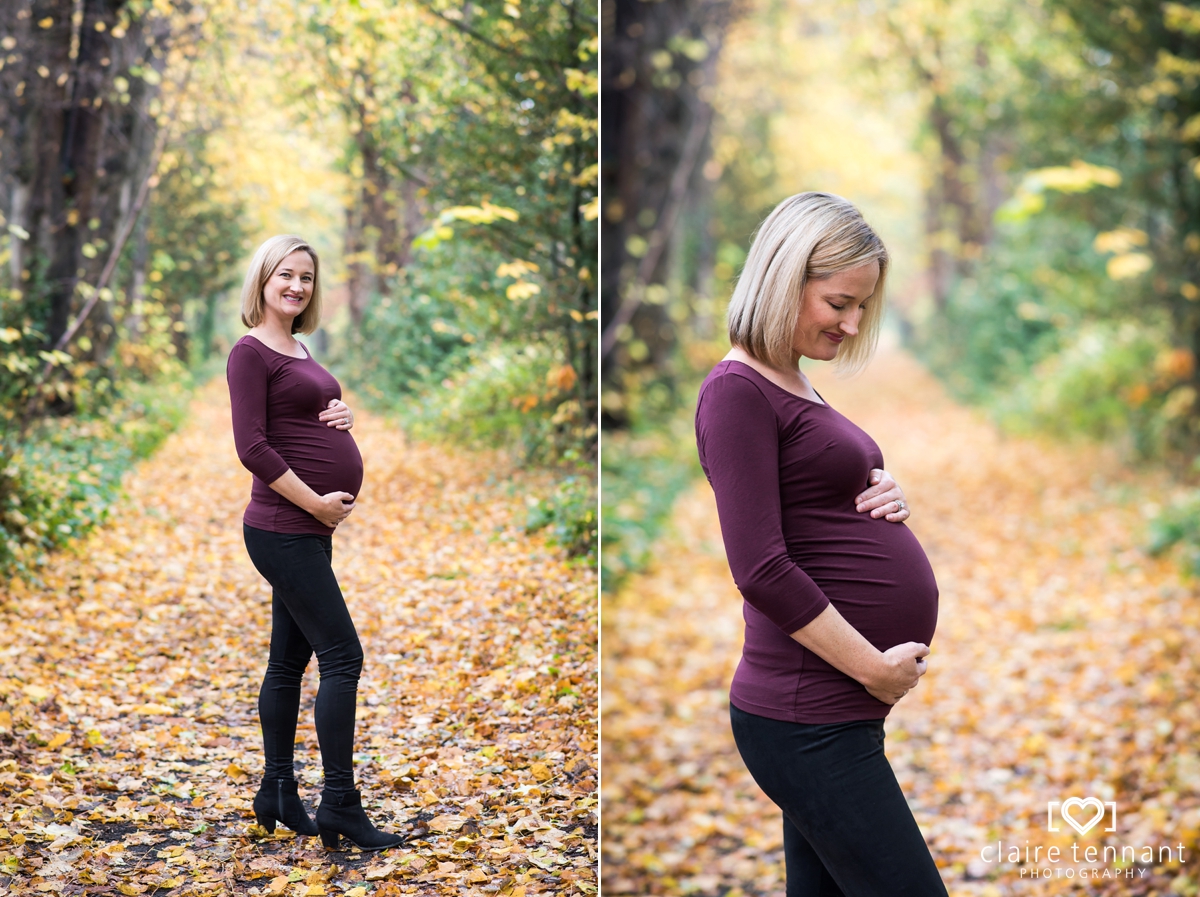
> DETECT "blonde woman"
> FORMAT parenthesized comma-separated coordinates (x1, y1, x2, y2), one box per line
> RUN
(695, 194, 946, 894)
(227, 235, 402, 851)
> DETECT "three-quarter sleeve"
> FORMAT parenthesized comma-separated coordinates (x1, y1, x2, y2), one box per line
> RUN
(696, 373, 831, 633)
(227, 342, 291, 486)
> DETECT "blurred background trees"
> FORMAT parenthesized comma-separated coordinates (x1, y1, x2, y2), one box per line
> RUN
(601, 0, 1200, 589)
(0, 0, 597, 573)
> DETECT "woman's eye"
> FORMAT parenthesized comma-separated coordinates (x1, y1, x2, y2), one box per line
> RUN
(830, 303, 845, 311)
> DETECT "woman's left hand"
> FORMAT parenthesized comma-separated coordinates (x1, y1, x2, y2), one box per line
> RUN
(319, 398, 355, 430)
(855, 469, 909, 523)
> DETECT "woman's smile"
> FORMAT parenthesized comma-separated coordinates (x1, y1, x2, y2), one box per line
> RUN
(791, 262, 879, 362)
(261, 249, 316, 324)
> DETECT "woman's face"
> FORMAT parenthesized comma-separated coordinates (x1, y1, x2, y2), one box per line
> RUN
(261, 250, 315, 327)
(791, 262, 879, 362)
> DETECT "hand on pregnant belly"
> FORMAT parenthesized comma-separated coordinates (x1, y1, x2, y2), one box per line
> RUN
(310, 491, 356, 528)
(863, 642, 929, 704)
(855, 468, 910, 523)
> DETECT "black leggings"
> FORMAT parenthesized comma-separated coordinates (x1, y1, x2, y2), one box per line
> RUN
(729, 703, 948, 897)
(243, 524, 363, 795)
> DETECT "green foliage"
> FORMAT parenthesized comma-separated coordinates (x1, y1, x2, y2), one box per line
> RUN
(338, 289, 472, 398)
(601, 384, 704, 594)
(138, 133, 251, 364)
(0, 376, 194, 575)
(920, 215, 1123, 401)
(1148, 492, 1200, 576)
(996, 323, 1198, 459)
(400, 343, 582, 467)
(524, 472, 597, 559)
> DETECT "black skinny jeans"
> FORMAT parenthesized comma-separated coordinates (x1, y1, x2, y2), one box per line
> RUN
(243, 524, 363, 795)
(729, 704, 948, 897)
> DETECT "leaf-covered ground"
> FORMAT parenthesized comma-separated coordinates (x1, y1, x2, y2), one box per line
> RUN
(602, 348, 1200, 897)
(0, 380, 597, 895)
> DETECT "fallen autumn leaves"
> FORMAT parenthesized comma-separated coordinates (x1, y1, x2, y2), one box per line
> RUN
(0, 380, 597, 895)
(602, 349, 1200, 897)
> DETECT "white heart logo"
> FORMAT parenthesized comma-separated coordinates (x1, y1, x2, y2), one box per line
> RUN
(1060, 797, 1105, 835)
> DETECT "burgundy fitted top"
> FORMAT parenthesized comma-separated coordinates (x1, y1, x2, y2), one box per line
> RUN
(227, 335, 364, 536)
(695, 360, 939, 723)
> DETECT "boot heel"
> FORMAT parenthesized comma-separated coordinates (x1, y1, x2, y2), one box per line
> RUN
(319, 829, 341, 849)
(255, 813, 277, 834)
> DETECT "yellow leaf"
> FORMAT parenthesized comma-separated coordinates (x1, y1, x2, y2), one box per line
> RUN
(546, 364, 577, 393)
(117, 885, 146, 896)
(225, 763, 248, 782)
(506, 281, 541, 301)
(46, 731, 70, 750)
(496, 260, 539, 279)
(265, 875, 289, 896)
(428, 814, 466, 833)
(1107, 252, 1153, 280)
(363, 864, 394, 881)
(529, 761, 553, 782)
(1093, 226, 1148, 254)
(0, 711, 11, 729)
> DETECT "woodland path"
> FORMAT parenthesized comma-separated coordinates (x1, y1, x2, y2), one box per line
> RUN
(0, 379, 597, 896)
(602, 348, 1200, 897)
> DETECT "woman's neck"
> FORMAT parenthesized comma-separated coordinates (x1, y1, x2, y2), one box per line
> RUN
(247, 318, 302, 356)
(724, 346, 822, 402)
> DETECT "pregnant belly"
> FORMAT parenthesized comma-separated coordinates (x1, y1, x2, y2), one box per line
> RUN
(279, 430, 364, 499)
(789, 518, 939, 650)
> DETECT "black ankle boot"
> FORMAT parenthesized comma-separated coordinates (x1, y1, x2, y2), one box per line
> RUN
(253, 778, 319, 836)
(315, 789, 404, 851)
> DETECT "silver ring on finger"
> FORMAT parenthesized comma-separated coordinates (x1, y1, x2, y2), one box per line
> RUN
(895, 499, 906, 512)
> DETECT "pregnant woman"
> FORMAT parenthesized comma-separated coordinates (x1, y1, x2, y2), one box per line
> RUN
(227, 234, 402, 851)
(695, 193, 947, 895)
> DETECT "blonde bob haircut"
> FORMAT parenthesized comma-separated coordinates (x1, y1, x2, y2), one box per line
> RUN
(726, 192, 888, 373)
(239, 235, 323, 334)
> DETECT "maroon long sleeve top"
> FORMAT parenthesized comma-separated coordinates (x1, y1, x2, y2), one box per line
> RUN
(696, 360, 939, 723)
(227, 335, 364, 536)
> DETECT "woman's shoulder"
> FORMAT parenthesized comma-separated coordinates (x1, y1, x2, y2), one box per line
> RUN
(227, 334, 274, 378)
(697, 360, 778, 422)
(232, 333, 267, 353)
(700, 359, 772, 400)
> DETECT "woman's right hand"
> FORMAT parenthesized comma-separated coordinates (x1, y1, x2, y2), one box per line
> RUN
(309, 491, 356, 528)
(863, 642, 929, 704)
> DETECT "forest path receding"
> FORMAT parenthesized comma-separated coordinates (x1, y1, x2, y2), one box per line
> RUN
(0, 378, 596, 895)
(602, 348, 1200, 897)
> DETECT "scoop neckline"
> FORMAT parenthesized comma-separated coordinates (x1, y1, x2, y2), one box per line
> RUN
(243, 333, 310, 360)
(723, 359, 829, 407)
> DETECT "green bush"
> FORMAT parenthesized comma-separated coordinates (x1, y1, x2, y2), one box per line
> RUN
(0, 375, 194, 576)
(920, 216, 1120, 403)
(336, 289, 472, 400)
(994, 322, 1172, 454)
(1148, 493, 1200, 576)
(402, 343, 584, 467)
(524, 471, 597, 559)
(601, 401, 703, 593)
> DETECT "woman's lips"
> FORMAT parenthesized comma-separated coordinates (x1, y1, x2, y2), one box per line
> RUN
(823, 332, 844, 343)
